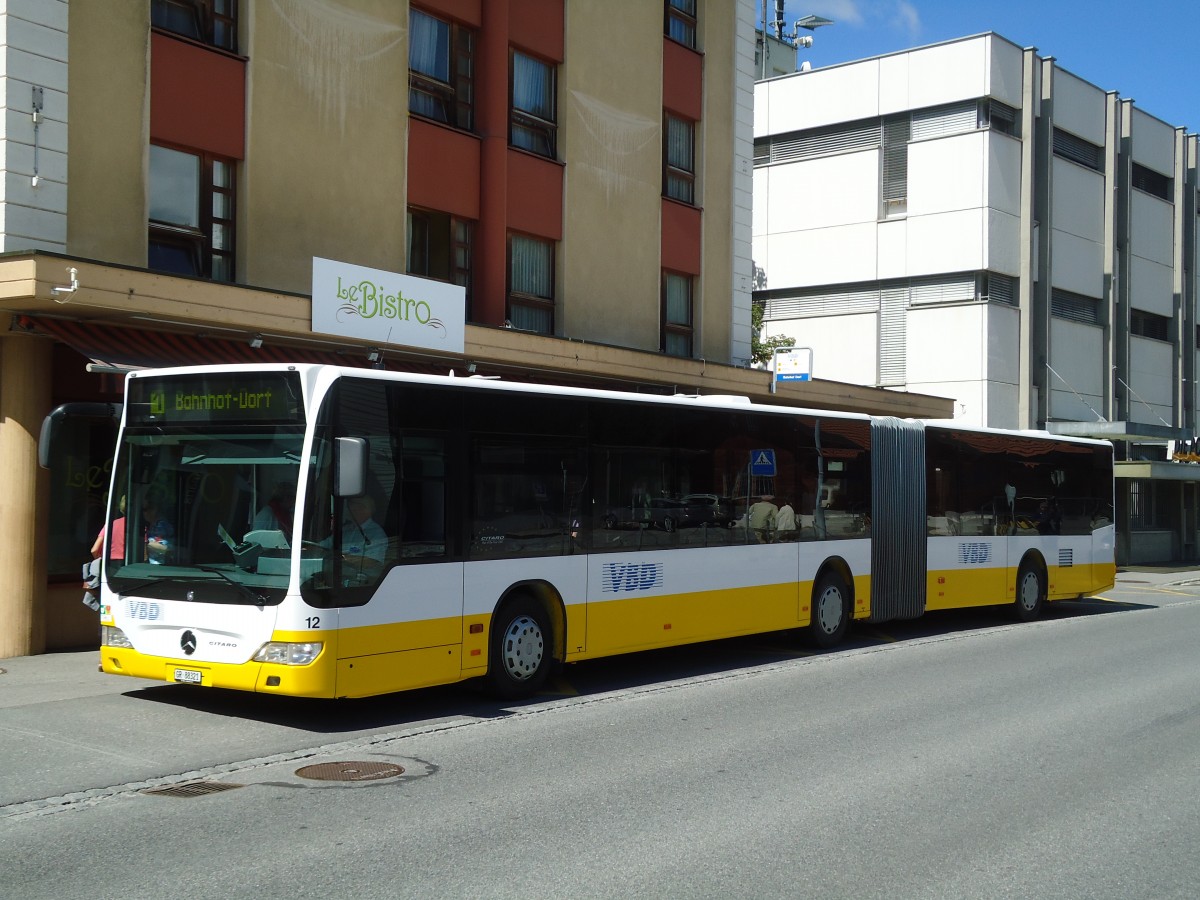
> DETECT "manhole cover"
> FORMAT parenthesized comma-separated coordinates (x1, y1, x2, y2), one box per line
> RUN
(143, 781, 244, 798)
(295, 761, 405, 782)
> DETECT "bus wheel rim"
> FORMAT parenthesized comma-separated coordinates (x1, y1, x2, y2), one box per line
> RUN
(1019, 571, 1040, 610)
(816, 587, 842, 633)
(501, 615, 544, 680)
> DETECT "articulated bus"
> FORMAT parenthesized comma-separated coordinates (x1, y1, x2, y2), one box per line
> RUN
(58, 364, 1115, 699)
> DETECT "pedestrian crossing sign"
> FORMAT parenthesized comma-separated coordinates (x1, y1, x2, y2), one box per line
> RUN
(750, 449, 776, 476)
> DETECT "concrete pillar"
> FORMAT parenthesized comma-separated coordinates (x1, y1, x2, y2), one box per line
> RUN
(0, 332, 53, 658)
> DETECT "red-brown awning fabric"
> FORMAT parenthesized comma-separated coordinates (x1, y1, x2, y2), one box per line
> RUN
(14, 315, 447, 375)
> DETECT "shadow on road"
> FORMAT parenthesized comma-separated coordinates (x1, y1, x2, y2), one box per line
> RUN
(118, 595, 1149, 733)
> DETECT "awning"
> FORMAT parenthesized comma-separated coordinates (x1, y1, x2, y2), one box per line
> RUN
(13, 315, 448, 375)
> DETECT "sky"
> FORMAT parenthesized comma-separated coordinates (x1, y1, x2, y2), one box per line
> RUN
(771, 0, 1198, 132)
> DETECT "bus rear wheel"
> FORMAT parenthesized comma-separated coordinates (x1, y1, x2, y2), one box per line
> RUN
(807, 572, 849, 648)
(1013, 560, 1046, 622)
(487, 596, 552, 699)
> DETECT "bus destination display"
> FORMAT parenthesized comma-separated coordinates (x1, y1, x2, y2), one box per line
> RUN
(127, 373, 303, 425)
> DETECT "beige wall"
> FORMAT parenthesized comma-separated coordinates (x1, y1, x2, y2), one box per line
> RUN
(66, 1, 149, 266)
(241, 0, 410, 292)
(560, 1, 664, 352)
(699, 0, 737, 362)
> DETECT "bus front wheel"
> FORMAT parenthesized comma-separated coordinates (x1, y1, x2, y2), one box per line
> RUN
(1013, 560, 1046, 622)
(487, 596, 552, 699)
(807, 572, 849, 648)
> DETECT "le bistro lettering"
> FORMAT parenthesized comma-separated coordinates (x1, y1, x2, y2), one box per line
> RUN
(336, 277, 434, 325)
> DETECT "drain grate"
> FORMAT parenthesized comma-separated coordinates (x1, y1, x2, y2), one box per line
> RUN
(143, 781, 244, 798)
(295, 761, 405, 782)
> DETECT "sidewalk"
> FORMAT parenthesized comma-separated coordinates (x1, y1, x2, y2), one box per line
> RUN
(1117, 565, 1200, 587)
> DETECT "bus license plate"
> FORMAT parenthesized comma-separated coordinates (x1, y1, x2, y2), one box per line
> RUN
(174, 668, 203, 685)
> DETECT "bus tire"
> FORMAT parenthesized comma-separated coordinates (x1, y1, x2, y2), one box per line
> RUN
(487, 595, 552, 699)
(807, 571, 850, 648)
(1013, 559, 1046, 622)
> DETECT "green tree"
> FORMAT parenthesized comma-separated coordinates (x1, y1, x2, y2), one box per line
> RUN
(751, 301, 795, 366)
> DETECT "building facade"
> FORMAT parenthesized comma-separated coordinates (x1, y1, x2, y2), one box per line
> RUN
(754, 33, 1200, 565)
(0, 0, 952, 657)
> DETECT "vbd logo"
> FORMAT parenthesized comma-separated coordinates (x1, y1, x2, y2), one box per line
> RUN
(601, 563, 664, 594)
(128, 600, 162, 621)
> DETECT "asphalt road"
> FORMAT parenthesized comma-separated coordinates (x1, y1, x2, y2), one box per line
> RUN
(2, 573, 1198, 899)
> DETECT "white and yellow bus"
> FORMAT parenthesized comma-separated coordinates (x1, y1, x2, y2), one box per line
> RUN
(63, 364, 1115, 699)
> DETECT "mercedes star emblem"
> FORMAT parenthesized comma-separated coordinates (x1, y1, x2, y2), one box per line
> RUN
(180, 630, 198, 656)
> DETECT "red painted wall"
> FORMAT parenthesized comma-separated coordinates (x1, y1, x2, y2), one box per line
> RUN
(150, 32, 245, 159)
(408, 119, 481, 219)
(661, 199, 702, 275)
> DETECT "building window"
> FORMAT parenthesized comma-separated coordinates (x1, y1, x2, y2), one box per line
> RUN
(508, 234, 554, 334)
(1132, 163, 1172, 202)
(151, 0, 237, 52)
(881, 114, 910, 218)
(665, 0, 697, 49)
(148, 144, 235, 282)
(408, 8, 474, 130)
(662, 271, 694, 357)
(1131, 309, 1171, 342)
(510, 50, 557, 158)
(664, 114, 696, 204)
(407, 208, 473, 308)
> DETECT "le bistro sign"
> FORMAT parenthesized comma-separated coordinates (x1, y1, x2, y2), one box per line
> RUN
(312, 257, 466, 355)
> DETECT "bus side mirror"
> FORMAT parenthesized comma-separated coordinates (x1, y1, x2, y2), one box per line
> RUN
(334, 436, 368, 497)
(38, 402, 123, 469)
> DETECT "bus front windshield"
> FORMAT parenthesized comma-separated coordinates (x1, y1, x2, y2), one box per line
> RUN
(105, 372, 308, 605)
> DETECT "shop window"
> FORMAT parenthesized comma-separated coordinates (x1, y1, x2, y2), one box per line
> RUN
(662, 271, 693, 357)
(148, 144, 236, 282)
(151, 0, 237, 52)
(511, 50, 557, 158)
(508, 233, 554, 334)
(664, 113, 696, 204)
(665, 0, 697, 49)
(407, 208, 473, 310)
(408, 8, 474, 130)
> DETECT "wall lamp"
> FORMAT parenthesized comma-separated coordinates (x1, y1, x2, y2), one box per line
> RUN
(367, 347, 383, 367)
(249, 333, 263, 349)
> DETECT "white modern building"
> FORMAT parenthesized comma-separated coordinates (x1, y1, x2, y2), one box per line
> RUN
(754, 33, 1200, 564)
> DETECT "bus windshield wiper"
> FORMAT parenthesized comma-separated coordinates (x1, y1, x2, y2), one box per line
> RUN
(195, 565, 268, 607)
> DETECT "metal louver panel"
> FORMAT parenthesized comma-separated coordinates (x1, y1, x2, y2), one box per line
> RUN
(909, 274, 975, 305)
(878, 287, 907, 386)
(1052, 129, 1104, 172)
(870, 417, 927, 622)
(985, 272, 1016, 305)
(767, 121, 882, 164)
(1051, 288, 1101, 325)
(763, 285, 880, 320)
(881, 116, 910, 203)
(911, 101, 979, 141)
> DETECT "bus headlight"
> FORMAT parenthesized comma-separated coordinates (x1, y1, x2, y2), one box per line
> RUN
(252, 642, 323, 666)
(102, 626, 133, 648)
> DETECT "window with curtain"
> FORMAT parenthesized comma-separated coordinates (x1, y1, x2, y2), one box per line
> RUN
(662, 271, 694, 357)
(665, 0, 697, 49)
(508, 234, 554, 334)
(148, 144, 236, 282)
(152, 0, 238, 51)
(511, 50, 557, 158)
(665, 114, 696, 204)
(409, 8, 474, 129)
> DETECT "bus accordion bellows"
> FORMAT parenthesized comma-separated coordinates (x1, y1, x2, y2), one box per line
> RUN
(50, 364, 1116, 699)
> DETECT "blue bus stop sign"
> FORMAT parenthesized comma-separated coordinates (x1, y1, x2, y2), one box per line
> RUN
(750, 449, 776, 477)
